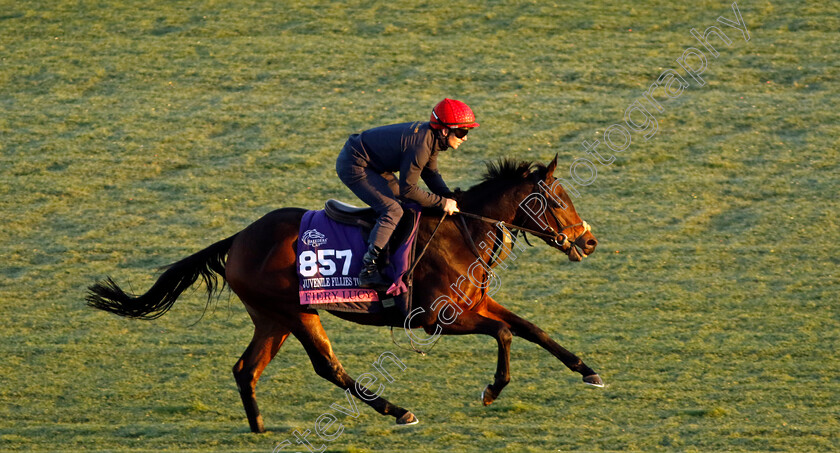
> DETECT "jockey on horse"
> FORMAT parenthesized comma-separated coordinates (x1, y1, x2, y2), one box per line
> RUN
(335, 98, 479, 289)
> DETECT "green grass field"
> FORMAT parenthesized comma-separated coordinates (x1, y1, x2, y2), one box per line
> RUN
(1, 1, 838, 451)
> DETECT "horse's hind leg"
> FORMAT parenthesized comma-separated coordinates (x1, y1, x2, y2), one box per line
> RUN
(233, 315, 291, 433)
(291, 311, 417, 425)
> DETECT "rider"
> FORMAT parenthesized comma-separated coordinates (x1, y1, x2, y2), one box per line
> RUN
(336, 98, 479, 289)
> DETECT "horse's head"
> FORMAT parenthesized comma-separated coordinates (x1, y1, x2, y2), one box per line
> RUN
(514, 155, 598, 262)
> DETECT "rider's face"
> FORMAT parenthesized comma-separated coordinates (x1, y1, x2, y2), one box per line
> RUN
(445, 128, 468, 149)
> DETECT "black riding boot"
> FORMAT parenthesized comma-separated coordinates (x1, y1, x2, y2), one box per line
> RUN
(358, 244, 390, 290)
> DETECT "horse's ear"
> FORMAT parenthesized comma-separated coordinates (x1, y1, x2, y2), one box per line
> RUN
(546, 153, 558, 178)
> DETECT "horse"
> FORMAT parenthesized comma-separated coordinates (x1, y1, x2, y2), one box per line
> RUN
(86, 155, 604, 433)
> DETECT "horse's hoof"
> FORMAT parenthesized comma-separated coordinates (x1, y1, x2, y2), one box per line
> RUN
(396, 411, 419, 425)
(249, 415, 266, 433)
(583, 374, 605, 388)
(481, 385, 498, 406)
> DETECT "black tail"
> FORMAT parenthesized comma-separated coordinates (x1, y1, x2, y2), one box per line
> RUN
(86, 235, 238, 320)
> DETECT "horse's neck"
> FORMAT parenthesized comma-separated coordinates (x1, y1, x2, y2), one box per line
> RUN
(463, 183, 532, 223)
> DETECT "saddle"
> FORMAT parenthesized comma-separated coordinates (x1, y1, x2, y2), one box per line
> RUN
(324, 199, 376, 228)
(324, 199, 417, 250)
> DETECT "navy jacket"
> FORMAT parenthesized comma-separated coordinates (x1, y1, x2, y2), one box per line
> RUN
(343, 121, 451, 208)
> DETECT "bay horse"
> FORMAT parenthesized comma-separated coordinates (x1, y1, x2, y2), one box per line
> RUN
(87, 155, 603, 433)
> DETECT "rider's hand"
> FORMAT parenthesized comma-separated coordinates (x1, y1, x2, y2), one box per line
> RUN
(443, 198, 459, 215)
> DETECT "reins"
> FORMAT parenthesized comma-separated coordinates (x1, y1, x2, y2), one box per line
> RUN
(456, 211, 556, 239)
(456, 211, 588, 249)
(405, 212, 447, 277)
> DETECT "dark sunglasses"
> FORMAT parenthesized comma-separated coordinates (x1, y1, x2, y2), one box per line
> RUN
(451, 128, 469, 139)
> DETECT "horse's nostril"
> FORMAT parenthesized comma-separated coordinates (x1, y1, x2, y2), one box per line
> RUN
(587, 239, 598, 248)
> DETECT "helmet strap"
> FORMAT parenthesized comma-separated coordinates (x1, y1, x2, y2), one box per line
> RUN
(432, 127, 450, 151)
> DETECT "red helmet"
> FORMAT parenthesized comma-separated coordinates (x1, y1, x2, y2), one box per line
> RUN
(430, 98, 479, 130)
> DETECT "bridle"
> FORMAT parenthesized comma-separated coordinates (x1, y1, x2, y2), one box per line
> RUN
(457, 182, 592, 252)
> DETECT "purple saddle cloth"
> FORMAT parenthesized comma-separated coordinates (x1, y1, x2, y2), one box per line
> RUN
(296, 207, 420, 314)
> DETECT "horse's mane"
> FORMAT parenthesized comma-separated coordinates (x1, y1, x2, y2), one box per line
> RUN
(452, 158, 548, 209)
(480, 158, 547, 184)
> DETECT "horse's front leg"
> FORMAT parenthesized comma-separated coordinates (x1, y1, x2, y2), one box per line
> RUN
(433, 311, 513, 406)
(478, 297, 604, 387)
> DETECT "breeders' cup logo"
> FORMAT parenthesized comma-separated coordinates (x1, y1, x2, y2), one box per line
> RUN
(302, 229, 328, 247)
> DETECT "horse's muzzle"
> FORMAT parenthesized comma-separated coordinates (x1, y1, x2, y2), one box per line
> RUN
(578, 233, 598, 255)
(567, 231, 597, 261)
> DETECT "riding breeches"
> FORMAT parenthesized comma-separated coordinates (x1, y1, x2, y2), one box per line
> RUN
(336, 149, 403, 249)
